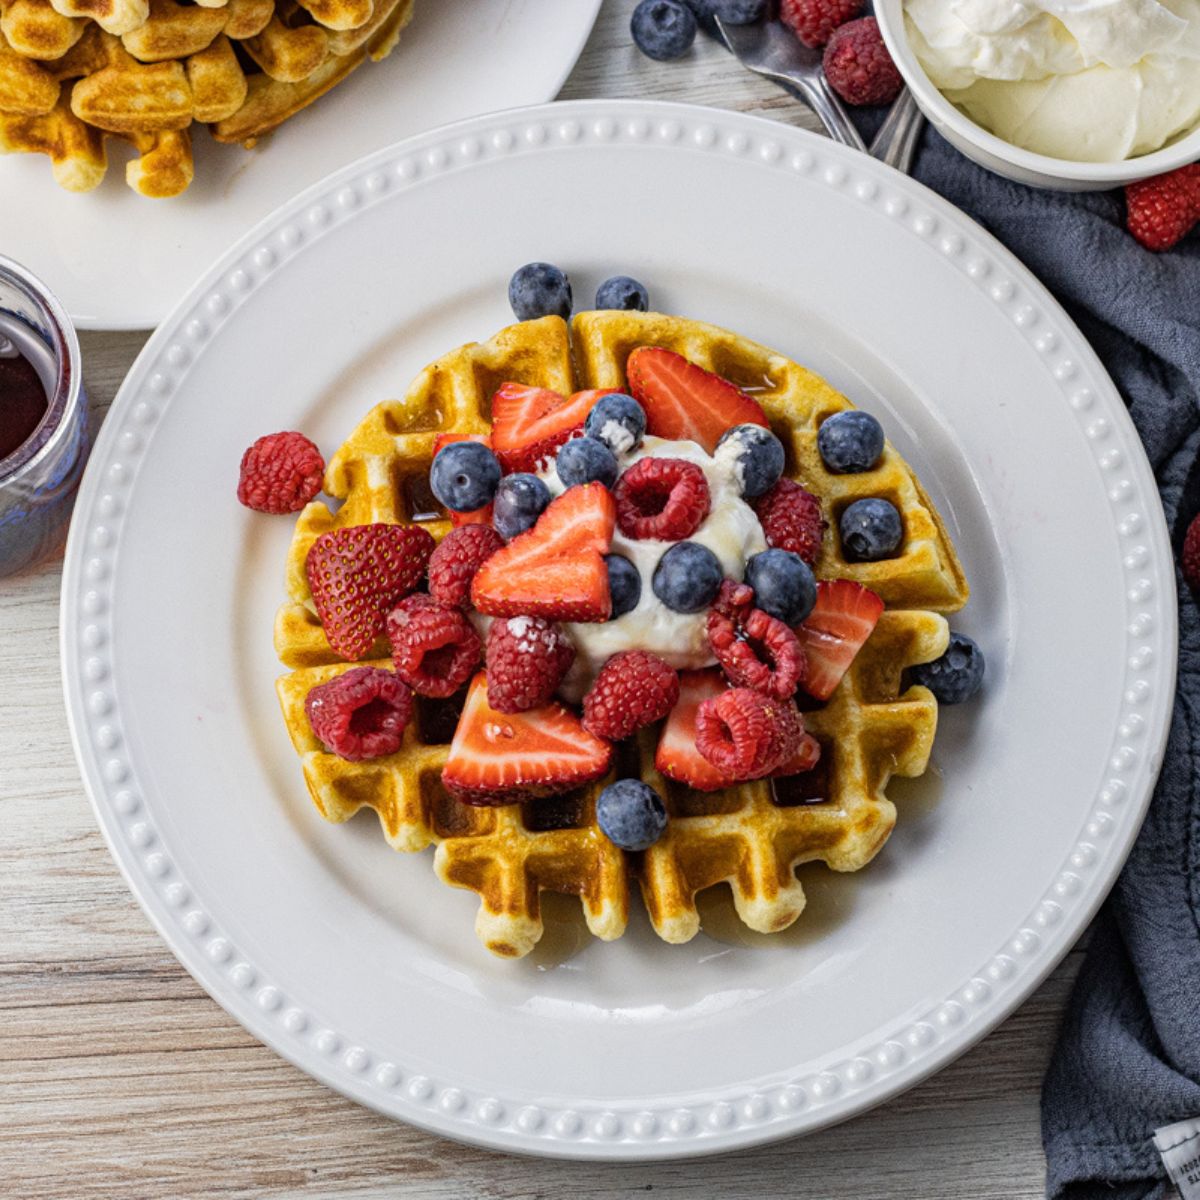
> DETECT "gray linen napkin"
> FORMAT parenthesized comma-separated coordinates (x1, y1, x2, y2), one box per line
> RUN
(892, 120, 1200, 1199)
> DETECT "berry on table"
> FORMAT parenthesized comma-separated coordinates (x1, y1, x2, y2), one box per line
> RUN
(817, 410, 885, 473)
(556, 436, 619, 488)
(745, 548, 817, 625)
(508, 262, 572, 321)
(753, 478, 825, 565)
(306, 523, 435, 660)
(305, 666, 413, 762)
(387, 594, 482, 699)
(595, 275, 650, 312)
(823, 17, 903, 106)
(237, 430, 324, 514)
(652, 540, 723, 613)
(585, 392, 646, 455)
(779, 0, 862, 48)
(1183, 512, 1200, 592)
(909, 632, 985, 705)
(596, 780, 669, 852)
(839, 496, 903, 561)
(493, 472, 552, 541)
(485, 615, 575, 713)
(582, 649, 680, 740)
(716, 422, 785, 498)
(684, 0, 766, 34)
(427, 524, 504, 610)
(430, 440, 502, 513)
(615, 456, 711, 541)
(1126, 165, 1200, 252)
(695, 687, 803, 780)
(631, 0, 697, 60)
(606, 553, 642, 617)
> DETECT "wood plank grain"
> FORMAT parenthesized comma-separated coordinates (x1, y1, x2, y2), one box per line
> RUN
(0, 5, 1080, 1197)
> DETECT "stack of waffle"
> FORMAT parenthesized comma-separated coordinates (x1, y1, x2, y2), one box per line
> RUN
(0, 0, 414, 196)
(274, 312, 969, 958)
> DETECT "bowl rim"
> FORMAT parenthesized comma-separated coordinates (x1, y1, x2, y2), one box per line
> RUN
(874, 0, 1200, 183)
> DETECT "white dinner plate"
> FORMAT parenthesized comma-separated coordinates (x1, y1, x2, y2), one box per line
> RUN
(1, 0, 601, 331)
(62, 100, 1176, 1159)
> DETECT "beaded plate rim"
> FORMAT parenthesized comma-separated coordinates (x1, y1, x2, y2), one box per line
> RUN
(60, 99, 1177, 1159)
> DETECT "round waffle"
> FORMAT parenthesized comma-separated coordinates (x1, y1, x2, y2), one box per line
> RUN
(274, 311, 968, 958)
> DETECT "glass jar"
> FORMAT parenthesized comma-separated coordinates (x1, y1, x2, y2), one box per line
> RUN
(0, 255, 88, 577)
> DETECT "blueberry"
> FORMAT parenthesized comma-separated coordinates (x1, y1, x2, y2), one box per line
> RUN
(652, 541, 723, 613)
(429, 441, 501, 513)
(596, 779, 668, 851)
(492, 472, 551, 540)
(631, 0, 697, 60)
(595, 275, 649, 312)
(508, 262, 572, 322)
(584, 393, 646, 455)
(606, 554, 642, 618)
(716, 423, 785, 499)
(745, 549, 816, 625)
(556, 436, 618, 488)
(839, 497, 903, 561)
(683, 0, 766, 35)
(817, 411, 885, 474)
(910, 633, 985, 704)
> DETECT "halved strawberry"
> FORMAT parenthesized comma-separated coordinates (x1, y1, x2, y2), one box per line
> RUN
(471, 483, 614, 621)
(626, 347, 769, 453)
(441, 673, 612, 805)
(794, 580, 884, 700)
(490, 384, 615, 474)
(771, 728, 822, 777)
(433, 432, 493, 527)
(306, 523, 435, 660)
(655, 669, 737, 793)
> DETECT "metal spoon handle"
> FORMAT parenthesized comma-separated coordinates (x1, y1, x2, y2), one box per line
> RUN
(869, 87, 924, 174)
(800, 73, 867, 152)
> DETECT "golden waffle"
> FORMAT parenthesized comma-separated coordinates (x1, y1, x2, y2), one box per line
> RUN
(274, 313, 967, 958)
(0, 0, 413, 194)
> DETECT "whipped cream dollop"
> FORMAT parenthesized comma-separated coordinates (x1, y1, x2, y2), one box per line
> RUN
(904, 0, 1200, 161)
(535, 435, 768, 703)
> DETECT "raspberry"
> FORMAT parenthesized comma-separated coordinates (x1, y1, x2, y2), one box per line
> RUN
(780, 0, 862, 47)
(753, 478, 825, 564)
(614, 457, 710, 541)
(237, 431, 324, 514)
(707, 601, 806, 700)
(1183, 513, 1200, 593)
(386, 594, 481, 698)
(582, 650, 681, 740)
(823, 18, 903, 106)
(485, 616, 575, 713)
(694, 687, 803, 779)
(428, 524, 504, 610)
(711, 578, 755, 622)
(1126, 165, 1200, 252)
(305, 667, 413, 762)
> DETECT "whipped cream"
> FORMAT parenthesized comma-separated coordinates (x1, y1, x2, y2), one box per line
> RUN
(904, 0, 1200, 161)
(537, 436, 767, 703)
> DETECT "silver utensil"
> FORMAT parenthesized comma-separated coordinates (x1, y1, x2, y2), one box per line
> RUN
(715, 13, 867, 152)
(869, 87, 924, 174)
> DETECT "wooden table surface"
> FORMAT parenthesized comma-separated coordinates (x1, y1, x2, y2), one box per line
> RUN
(1, 3, 1086, 1196)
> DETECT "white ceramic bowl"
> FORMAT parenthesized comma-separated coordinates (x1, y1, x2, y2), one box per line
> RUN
(875, 0, 1200, 191)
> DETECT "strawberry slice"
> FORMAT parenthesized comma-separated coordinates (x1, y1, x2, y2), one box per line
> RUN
(471, 483, 614, 621)
(442, 673, 612, 805)
(490, 384, 615, 474)
(655, 669, 737, 793)
(626, 347, 769, 453)
(770, 729, 822, 777)
(794, 580, 884, 700)
(306, 523, 435, 660)
(433, 432, 493, 527)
